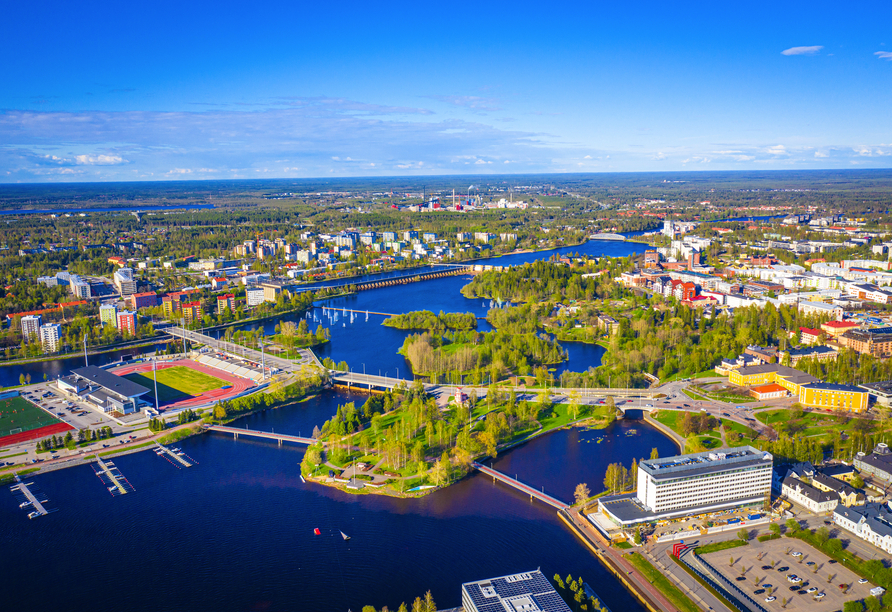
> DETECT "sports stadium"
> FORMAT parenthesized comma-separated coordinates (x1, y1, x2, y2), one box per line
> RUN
(110, 356, 259, 411)
(0, 391, 73, 446)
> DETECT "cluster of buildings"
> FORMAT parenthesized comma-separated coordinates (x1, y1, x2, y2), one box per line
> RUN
(20, 314, 62, 352)
(728, 363, 869, 411)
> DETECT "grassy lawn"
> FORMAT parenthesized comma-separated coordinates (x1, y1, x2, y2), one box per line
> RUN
(626, 552, 700, 612)
(0, 395, 62, 437)
(696, 539, 748, 555)
(124, 366, 225, 403)
(721, 419, 759, 444)
(700, 435, 721, 449)
(754, 409, 857, 436)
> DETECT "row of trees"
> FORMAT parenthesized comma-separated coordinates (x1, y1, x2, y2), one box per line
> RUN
(36, 426, 115, 451)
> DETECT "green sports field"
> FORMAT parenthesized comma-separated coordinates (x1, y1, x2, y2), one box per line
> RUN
(123, 366, 225, 403)
(0, 395, 61, 437)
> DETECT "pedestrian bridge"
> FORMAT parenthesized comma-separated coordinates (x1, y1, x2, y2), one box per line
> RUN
(473, 462, 568, 510)
(206, 424, 315, 446)
(589, 233, 626, 241)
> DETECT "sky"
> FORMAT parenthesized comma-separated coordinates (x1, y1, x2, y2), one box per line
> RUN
(1, 0, 891, 182)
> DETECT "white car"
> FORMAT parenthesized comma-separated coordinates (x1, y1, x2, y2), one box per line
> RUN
(791, 552, 803, 557)
(806, 587, 818, 593)
(814, 593, 825, 599)
(765, 596, 777, 603)
(858, 579, 869, 585)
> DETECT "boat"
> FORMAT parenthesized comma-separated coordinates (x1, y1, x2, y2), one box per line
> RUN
(340, 531, 350, 541)
(314, 528, 321, 535)
(300, 474, 306, 483)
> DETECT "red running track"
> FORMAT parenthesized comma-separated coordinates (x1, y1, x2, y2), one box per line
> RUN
(110, 359, 256, 411)
(0, 421, 75, 447)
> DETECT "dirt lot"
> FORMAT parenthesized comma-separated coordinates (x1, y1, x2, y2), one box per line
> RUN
(701, 536, 879, 612)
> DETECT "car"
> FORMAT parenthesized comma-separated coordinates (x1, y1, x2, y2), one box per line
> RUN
(754, 589, 766, 595)
(828, 559, 837, 564)
(791, 551, 802, 557)
(806, 561, 815, 566)
(789, 577, 802, 583)
(789, 585, 800, 591)
(838, 584, 847, 590)
(763, 584, 774, 589)
(762, 565, 772, 570)
(814, 593, 825, 599)
(823, 520, 832, 526)
(859, 578, 869, 584)
(722, 412, 730, 417)
(778, 567, 789, 572)
(736, 576, 747, 581)
(765, 597, 777, 603)
(806, 587, 818, 593)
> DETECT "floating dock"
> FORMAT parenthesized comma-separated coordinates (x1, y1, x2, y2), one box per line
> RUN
(9, 474, 54, 518)
(154, 443, 196, 468)
(92, 455, 135, 496)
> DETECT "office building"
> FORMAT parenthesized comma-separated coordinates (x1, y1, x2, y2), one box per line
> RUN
(729, 363, 868, 412)
(246, 287, 265, 307)
(840, 327, 892, 357)
(59, 365, 149, 414)
(39, 323, 62, 353)
(21, 314, 42, 341)
(462, 570, 571, 612)
(129, 291, 158, 310)
(597, 446, 772, 526)
(113, 267, 138, 296)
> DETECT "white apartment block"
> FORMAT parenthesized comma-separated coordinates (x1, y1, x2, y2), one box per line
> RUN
(39, 323, 62, 353)
(21, 314, 42, 341)
(113, 267, 137, 296)
(245, 287, 266, 307)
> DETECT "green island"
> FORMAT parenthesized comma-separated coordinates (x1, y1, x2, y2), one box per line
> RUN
(299, 381, 618, 497)
(382, 310, 477, 331)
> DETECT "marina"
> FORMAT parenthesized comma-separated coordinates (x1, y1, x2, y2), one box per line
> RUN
(92, 455, 135, 496)
(9, 473, 53, 518)
(155, 443, 197, 468)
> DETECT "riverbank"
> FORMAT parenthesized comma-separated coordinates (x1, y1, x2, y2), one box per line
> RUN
(0, 337, 171, 368)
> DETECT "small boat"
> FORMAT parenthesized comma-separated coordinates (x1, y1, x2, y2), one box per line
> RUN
(314, 528, 321, 535)
(340, 531, 350, 541)
(300, 474, 306, 483)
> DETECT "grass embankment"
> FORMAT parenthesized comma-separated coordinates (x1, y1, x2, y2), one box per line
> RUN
(0, 466, 40, 484)
(684, 387, 754, 404)
(626, 552, 700, 612)
(653, 410, 722, 448)
(695, 539, 748, 555)
(755, 409, 858, 437)
(721, 419, 759, 445)
(98, 441, 157, 457)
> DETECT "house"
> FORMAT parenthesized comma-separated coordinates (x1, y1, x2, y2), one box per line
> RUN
(749, 383, 788, 400)
(812, 472, 864, 507)
(782, 475, 838, 513)
(833, 502, 892, 554)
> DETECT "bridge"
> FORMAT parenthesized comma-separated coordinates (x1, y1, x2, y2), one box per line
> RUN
(473, 462, 568, 510)
(164, 326, 316, 371)
(589, 233, 627, 241)
(348, 267, 470, 291)
(206, 424, 315, 446)
(330, 371, 659, 400)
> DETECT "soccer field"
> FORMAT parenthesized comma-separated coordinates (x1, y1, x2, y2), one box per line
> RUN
(124, 365, 226, 403)
(0, 395, 61, 437)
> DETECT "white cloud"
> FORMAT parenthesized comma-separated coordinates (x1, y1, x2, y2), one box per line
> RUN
(876, 52, 892, 61)
(166, 168, 192, 175)
(583, 155, 592, 159)
(767, 144, 788, 156)
(426, 95, 502, 112)
(781, 46, 823, 56)
(651, 152, 667, 160)
(814, 150, 829, 158)
(75, 154, 126, 165)
(474, 159, 492, 165)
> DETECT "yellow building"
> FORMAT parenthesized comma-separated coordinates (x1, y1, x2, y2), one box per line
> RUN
(730, 364, 868, 413)
(799, 383, 868, 412)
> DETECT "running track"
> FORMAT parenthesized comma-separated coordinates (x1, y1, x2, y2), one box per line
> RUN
(110, 359, 256, 410)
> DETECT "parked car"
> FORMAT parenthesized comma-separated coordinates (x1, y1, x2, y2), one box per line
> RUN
(859, 579, 869, 585)
(814, 593, 825, 599)
(791, 551, 803, 557)
(765, 597, 776, 603)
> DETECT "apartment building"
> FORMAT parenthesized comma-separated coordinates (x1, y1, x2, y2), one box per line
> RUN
(39, 323, 62, 353)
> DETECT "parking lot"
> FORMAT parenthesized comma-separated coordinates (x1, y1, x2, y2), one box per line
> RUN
(701, 536, 878, 612)
(21, 383, 119, 431)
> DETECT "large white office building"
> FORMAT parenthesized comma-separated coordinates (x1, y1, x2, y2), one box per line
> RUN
(598, 446, 773, 526)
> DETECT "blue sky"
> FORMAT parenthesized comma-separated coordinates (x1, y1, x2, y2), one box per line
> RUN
(1, 1, 890, 182)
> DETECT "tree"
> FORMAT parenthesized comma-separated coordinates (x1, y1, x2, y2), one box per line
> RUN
(430, 459, 448, 487)
(785, 519, 800, 533)
(844, 601, 864, 612)
(650, 447, 659, 460)
(851, 474, 865, 489)
(738, 528, 750, 541)
(574, 482, 591, 506)
(769, 522, 781, 535)
(864, 596, 881, 612)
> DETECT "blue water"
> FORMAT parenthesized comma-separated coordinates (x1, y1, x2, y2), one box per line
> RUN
(0, 389, 675, 612)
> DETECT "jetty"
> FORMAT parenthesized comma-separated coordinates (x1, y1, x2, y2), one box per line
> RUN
(155, 443, 196, 468)
(10, 474, 50, 518)
(92, 455, 135, 496)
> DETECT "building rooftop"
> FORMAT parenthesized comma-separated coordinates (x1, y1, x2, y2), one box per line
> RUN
(801, 382, 866, 393)
(72, 365, 150, 399)
(823, 320, 859, 329)
(462, 570, 570, 612)
(860, 381, 892, 396)
(783, 475, 837, 504)
(639, 446, 772, 481)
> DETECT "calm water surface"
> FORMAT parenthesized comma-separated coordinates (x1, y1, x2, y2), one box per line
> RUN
(0, 390, 675, 612)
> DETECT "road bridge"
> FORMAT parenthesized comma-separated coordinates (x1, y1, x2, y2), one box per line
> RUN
(473, 462, 568, 510)
(589, 233, 627, 241)
(206, 424, 315, 446)
(348, 267, 470, 291)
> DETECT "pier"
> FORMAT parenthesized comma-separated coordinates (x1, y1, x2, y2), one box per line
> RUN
(92, 455, 135, 496)
(472, 462, 568, 510)
(206, 424, 315, 446)
(10, 474, 50, 518)
(155, 443, 196, 468)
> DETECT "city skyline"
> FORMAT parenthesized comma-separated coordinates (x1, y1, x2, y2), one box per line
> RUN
(2, 0, 891, 182)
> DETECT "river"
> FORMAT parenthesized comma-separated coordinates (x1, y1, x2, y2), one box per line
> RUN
(0, 238, 669, 612)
